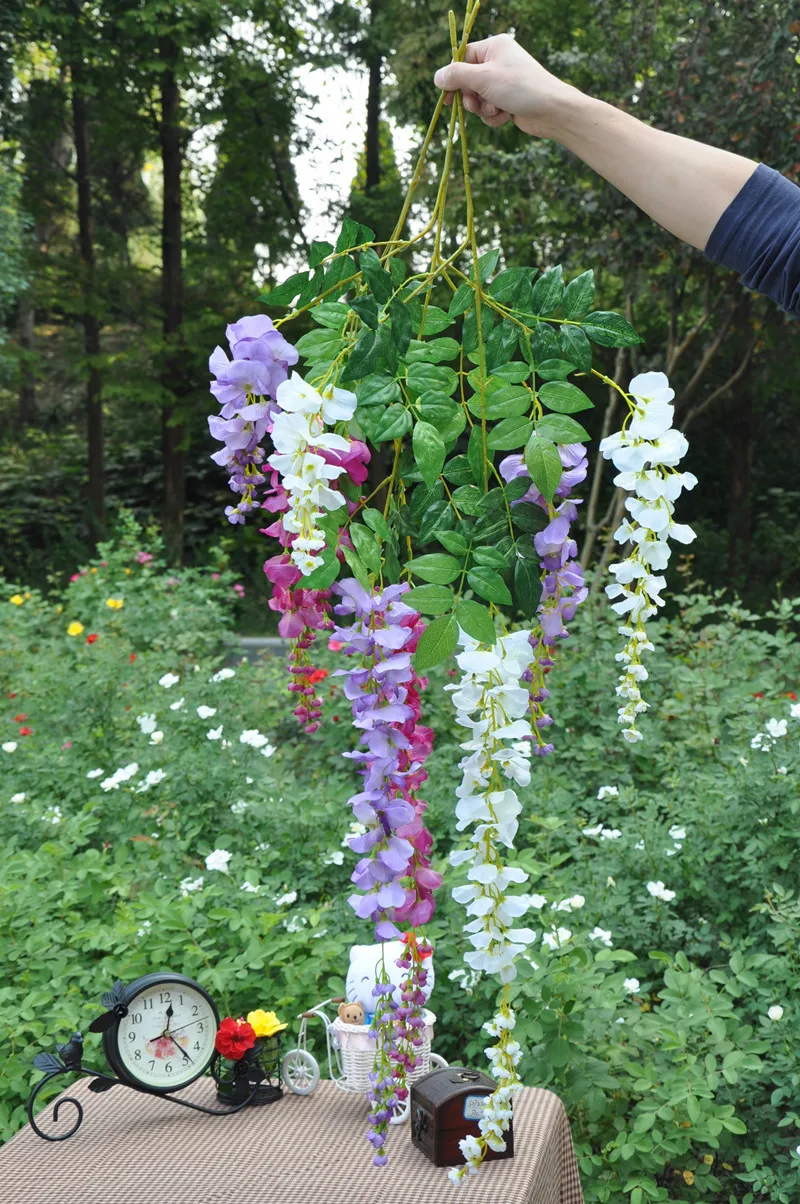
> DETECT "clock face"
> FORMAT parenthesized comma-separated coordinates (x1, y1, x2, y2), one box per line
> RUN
(113, 978, 218, 1092)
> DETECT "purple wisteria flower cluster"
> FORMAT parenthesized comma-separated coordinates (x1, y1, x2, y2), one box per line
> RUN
(208, 315, 298, 525)
(365, 979, 402, 1166)
(500, 439, 589, 753)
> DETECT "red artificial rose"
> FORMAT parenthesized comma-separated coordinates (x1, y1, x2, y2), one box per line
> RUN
(86, 633, 99, 645)
(18, 726, 33, 736)
(214, 1017, 256, 1061)
(13, 714, 27, 723)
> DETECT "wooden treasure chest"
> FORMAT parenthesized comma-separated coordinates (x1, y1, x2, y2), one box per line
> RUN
(410, 1066, 515, 1167)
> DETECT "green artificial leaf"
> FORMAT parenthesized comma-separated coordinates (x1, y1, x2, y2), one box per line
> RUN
(309, 240, 334, 268)
(356, 374, 400, 408)
(536, 359, 576, 382)
(536, 414, 591, 443)
(467, 425, 489, 486)
(263, 270, 308, 307)
(514, 556, 542, 618)
(419, 397, 459, 426)
(451, 485, 483, 516)
(404, 584, 455, 614)
(492, 362, 530, 383)
(405, 337, 461, 363)
(310, 302, 350, 330)
(448, 283, 474, 317)
(538, 381, 594, 414)
(484, 320, 518, 372)
(467, 566, 512, 605)
(455, 599, 497, 644)
(413, 614, 458, 672)
(342, 545, 372, 590)
(300, 546, 341, 589)
(297, 266, 324, 307)
(372, 404, 412, 442)
(409, 553, 461, 584)
(511, 502, 549, 534)
(360, 247, 394, 304)
(387, 258, 406, 285)
(489, 267, 534, 305)
(412, 421, 446, 487)
(349, 523, 382, 575)
(439, 410, 467, 443)
(462, 305, 494, 354)
(349, 296, 379, 329)
(295, 328, 343, 360)
(476, 248, 501, 282)
(468, 384, 530, 420)
(525, 435, 563, 503)
(530, 324, 560, 364)
(335, 217, 360, 253)
(323, 255, 356, 295)
(420, 306, 454, 335)
(443, 456, 474, 485)
(473, 546, 507, 569)
(378, 325, 398, 375)
(418, 500, 454, 542)
(561, 269, 595, 318)
(362, 508, 392, 541)
(341, 330, 379, 382)
(559, 326, 592, 374)
(581, 311, 642, 347)
(529, 265, 564, 316)
(437, 530, 468, 556)
(389, 300, 413, 356)
(486, 416, 533, 451)
(407, 362, 459, 398)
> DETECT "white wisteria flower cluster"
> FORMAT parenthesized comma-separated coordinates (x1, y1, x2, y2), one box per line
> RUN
(446, 630, 536, 1183)
(267, 373, 357, 575)
(599, 372, 696, 743)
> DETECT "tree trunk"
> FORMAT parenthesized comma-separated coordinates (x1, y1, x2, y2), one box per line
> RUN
(726, 387, 753, 584)
(17, 292, 37, 426)
(71, 61, 105, 538)
(159, 41, 185, 564)
(364, 0, 382, 192)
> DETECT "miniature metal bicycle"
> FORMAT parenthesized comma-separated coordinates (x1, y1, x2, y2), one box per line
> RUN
(281, 996, 447, 1123)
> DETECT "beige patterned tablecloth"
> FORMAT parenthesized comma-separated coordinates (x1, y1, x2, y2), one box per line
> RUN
(0, 1076, 584, 1204)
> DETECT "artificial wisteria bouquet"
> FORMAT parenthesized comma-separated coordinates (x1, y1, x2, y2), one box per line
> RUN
(206, 0, 696, 1180)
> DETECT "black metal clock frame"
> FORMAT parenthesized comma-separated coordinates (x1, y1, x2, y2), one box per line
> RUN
(27, 974, 279, 1142)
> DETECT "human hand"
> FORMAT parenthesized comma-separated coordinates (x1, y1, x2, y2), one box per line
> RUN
(433, 33, 577, 139)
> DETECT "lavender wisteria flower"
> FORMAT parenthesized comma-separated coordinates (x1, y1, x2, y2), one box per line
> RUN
(599, 372, 696, 742)
(446, 629, 536, 1182)
(208, 315, 298, 525)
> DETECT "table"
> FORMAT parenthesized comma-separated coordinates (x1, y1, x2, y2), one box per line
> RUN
(0, 1077, 584, 1204)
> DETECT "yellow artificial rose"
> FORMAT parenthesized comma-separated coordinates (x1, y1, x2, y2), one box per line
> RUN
(67, 621, 84, 637)
(246, 1009, 287, 1038)
(9, 595, 24, 606)
(106, 598, 124, 610)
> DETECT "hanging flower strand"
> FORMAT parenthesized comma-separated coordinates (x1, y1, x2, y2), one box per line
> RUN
(599, 372, 696, 742)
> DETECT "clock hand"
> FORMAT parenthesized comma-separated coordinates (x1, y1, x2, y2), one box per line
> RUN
(166, 1017, 210, 1037)
(168, 1035, 194, 1065)
(164, 1003, 174, 1031)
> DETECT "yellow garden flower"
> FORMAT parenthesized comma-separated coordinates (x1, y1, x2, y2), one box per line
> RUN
(9, 595, 24, 606)
(106, 598, 124, 610)
(246, 1009, 287, 1038)
(67, 621, 84, 637)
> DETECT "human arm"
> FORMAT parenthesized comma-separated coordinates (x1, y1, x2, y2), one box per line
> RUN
(433, 34, 758, 251)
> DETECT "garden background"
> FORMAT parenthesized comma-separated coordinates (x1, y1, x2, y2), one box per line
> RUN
(1, 2, 800, 1202)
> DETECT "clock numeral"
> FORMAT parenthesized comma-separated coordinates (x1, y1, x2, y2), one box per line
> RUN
(128, 1031, 136, 1041)
(159, 991, 171, 1003)
(197, 1022, 204, 1032)
(148, 1060, 155, 1070)
(142, 998, 154, 1010)
(179, 995, 184, 1005)
(131, 1012, 143, 1024)
(133, 1050, 142, 1060)
(165, 1062, 173, 1073)
(191, 1005, 199, 1016)
(193, 1042, 201, 1051)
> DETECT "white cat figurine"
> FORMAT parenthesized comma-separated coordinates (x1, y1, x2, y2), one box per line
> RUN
(344, 940, 435, 1014)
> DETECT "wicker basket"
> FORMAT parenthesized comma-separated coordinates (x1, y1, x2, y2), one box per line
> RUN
(330, 1008, 437, 1094)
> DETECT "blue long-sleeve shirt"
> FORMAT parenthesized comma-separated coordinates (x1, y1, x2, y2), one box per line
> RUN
(705, 163, 800, 317)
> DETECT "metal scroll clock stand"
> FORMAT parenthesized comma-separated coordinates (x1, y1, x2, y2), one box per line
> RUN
(27, 975, 282, 1142)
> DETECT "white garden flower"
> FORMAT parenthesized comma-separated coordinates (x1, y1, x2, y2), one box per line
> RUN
(542, 927, 572, 950)
(668, 825, 686, 841)
(600, 827, 622, 840)
(768, 1005, 784, 1021)
(205, 849, 232, 873)
(210, 667, 235, 682)
(149, 730, 164, 745)
(599, 371, 695, 742)
(159, 672, 180, 688)
(240, 881, 260, 893)
(206, 726, 223, 741)
(623, 977, 640, 994)
(790, 702, 800, 719)
(646, 880, 676, 902)
(230, 799, 249, 815)
(101, 762, 139, 791)
(136, 769, 166, 793)
(179, 876, 204, 897)
(196, 705, 217, 719)
(777, 766, 788, 775)
(240, 729, 270, 748)
(260, 743, 276, 758)
(275, 890, 298, 906)
(765, 717, 788, 739)
(2, 742, 17, 753)
(137, 921, 152, 937)
(11, 792, 26, 803)
(597, 785, 619, 800)
(256, 841, 271, 852)
(322, 850, 344, 865)
(87, 768, 104, 779)
(169, 696, 186, 711)
(582, 824, 604, 837)
(42, 806, 62, 824)
(342, 821, 367, 847)
(136, 713, 157, 735)
(589, 926, 613, 947)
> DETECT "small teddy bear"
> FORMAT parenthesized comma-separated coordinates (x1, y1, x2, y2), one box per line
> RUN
(337, 1000, 365, 1026)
